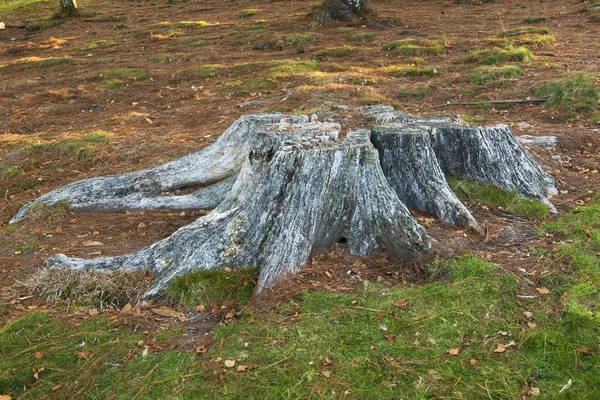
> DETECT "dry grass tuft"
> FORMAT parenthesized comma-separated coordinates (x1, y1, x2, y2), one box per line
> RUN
(22, 268, 152, 309)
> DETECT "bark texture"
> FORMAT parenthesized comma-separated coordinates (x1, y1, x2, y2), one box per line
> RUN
(316, 0, 368, 22)
(11, 114, 305, 223)
(44, 121, 431, 299)
(59, 0, 78, 16)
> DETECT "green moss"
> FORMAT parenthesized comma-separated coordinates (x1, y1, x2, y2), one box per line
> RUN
(17, 57, 70, 69)
(176, 37, 208, 47)
(22, 131, 111, 159)
(284, 33, 316, 53)
(71, 40, 119, 52)
(522, 16, 547, 24)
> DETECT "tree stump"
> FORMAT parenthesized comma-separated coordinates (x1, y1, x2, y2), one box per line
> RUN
(42, 120, 431, 300)
(315, 0, 370, 23)
(12, 108, 557, 301)
(59, 0, 78, 17)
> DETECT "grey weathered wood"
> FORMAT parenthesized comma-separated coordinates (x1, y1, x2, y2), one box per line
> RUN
(11, 114, 306, 222)
(44, 121, 432, 300)
(371, 124, 479, 231)
(427, 123, 558, 211)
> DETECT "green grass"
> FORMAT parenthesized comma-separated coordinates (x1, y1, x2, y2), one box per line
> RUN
(385, 65, 438, 77)
(16, 57, 70, 69)
(467, 65, 524, 86)
(147, 21, 207, 31)
(448, 177, 549, 220)
(238, 8, 259, 19)
(533, 73, 599, 117)
(22, 131, 111, 159)
(347, 32, 377, 43)
(174, 65, 220, 81)
(95, 68, 150, 82)
(522, 16, 547, 24)
(71, 40, 119, 52)
(499, 25, 551, 38)
(382, 39, 443, 56)
(3, 249, 600, 398)
(284, 33, 316, 53)
(2, 166, 23, 180)
(312, 46, 357, 60)
(466, 45, 534, 65)
(176, 37, 208, 47)
(164, 268, 257, 308)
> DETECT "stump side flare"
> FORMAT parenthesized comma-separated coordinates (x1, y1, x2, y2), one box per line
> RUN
(13, 109, 558, 300)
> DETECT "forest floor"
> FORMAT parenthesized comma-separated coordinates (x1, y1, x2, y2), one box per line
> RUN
(1, 0, 600, 398)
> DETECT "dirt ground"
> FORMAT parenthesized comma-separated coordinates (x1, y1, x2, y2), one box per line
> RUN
(1, 0, 599, 328)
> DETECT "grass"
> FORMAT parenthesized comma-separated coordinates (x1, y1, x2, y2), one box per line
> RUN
(22, 131, 111, 160)
(312, 46, 357, 60)
(4, 248, 600, 398)
(384, 65, 438, 77)
(71, 40, 118, 52)
(382, 39, 443, 56)
(522, 16, 547, 24)
(467, 65, 524, 87)
(493, 26, 554, 47)
(15, 56, 70, 69)
(284, 33, 316, 53)
(238, 8, 259, 19)
(174, 65, 220, 81)
(532, 73, 599, 117)
(95, 68, 150, 82)
(448, 177, 549, 220)
(466, 45, 534, 65)
(164, 268, 257, 309)
(147, 21, 208, 31)
(176, 37, 208, 47)
(347, 32, 377, 43)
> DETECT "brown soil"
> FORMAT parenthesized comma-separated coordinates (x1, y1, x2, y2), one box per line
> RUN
(1, 0, 599, 338)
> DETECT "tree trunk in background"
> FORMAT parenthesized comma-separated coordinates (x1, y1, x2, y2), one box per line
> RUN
(316, 0, 369, 22)
(59, 0, 78, 17)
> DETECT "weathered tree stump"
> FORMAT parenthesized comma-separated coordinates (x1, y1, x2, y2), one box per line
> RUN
(12, 108, 557, 301)
(315, 0, 371, 23)
(42, 120, 431, 300)
(59, 0, 78, 17)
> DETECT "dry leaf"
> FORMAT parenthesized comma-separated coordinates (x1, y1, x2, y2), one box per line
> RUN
(34, 351, 44, 359)
(224, 359, 236, 368)
(151, 307, 183, 318)
(527, 322, 537, 329)
(33, 367, 44, 380)
(530, 387, 540, 396)
(322, 357, 333, 366)
(0, 395, 12, 400)
(447, 348, 460, 356)
(88, 308, 99, 317)
(469, 359, 478, 366)
(322, 370, 332, 378)
(236, 365, 248, 372)
(384, 333, 396, 341)
(535, 287, 550, 295)
(494, 344, 506, 353)
(52, 384, 61, 391)
(195, 345, 207, 353)
(225, 310, 236, 319)
(81, 240, 104, 247)
(121, 303, 132, 313)
(523, 311, 534, 319)
(77, 351, 91, 359)
(195, 304, 206, 312)
(393, 300, 409, 307)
